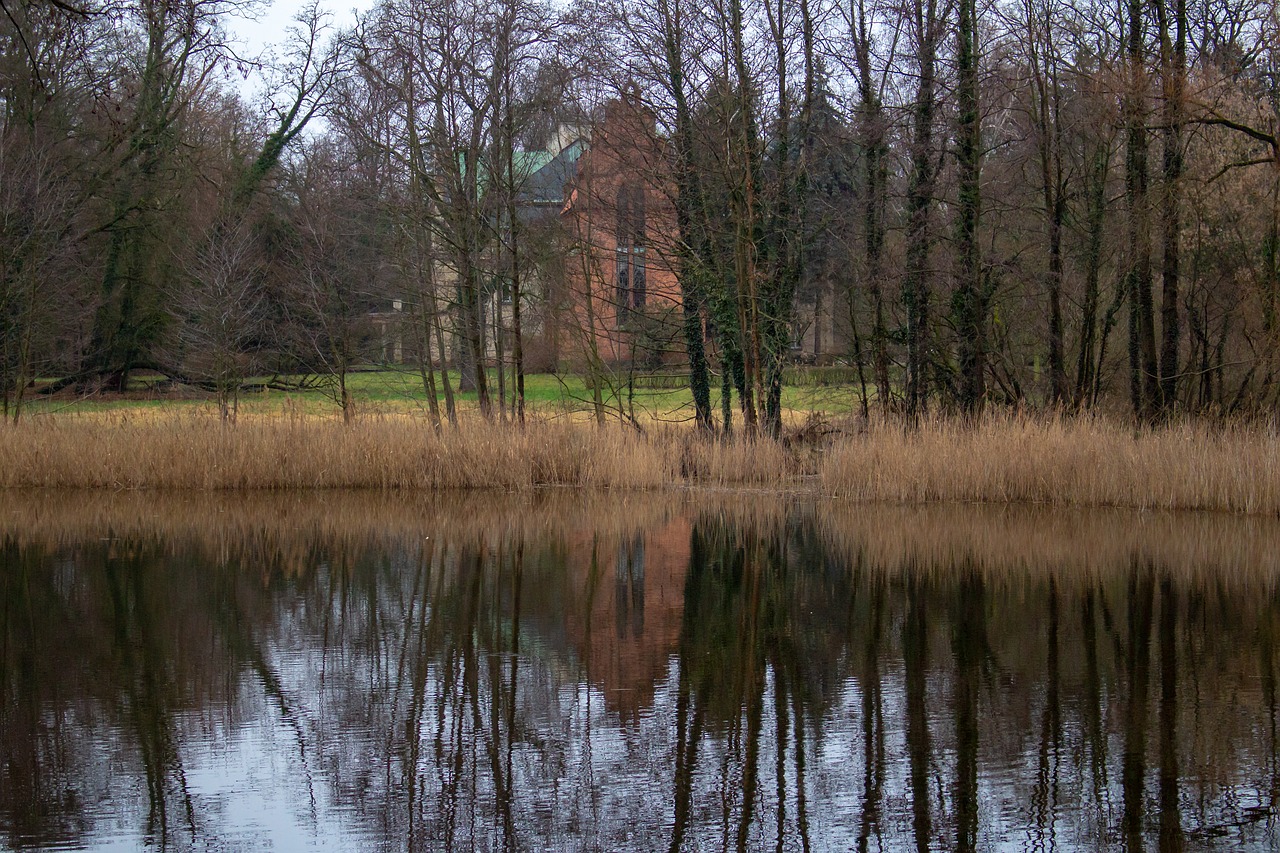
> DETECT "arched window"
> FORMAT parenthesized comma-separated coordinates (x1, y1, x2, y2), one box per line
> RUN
(615, 184, 646, 325)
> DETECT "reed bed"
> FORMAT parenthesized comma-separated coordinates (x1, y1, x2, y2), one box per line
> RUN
(821, 413, 1280, 514)
(2, 410, 1279, 514)
(0, 413, 673, 490)
(0, 410, 805, 491)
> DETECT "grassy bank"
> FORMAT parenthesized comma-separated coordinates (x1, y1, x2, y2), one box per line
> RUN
(1, 411, 1277, 514)
(19, 369, 866, 421)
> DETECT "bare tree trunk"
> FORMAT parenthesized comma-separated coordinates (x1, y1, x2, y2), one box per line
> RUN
(415, 301, 443, 432)
(339, 366, 353, 425)
(1074, 142, 1109, 407)
(510, 211, 525, 426)
(10, 301, 33, 425)
(433, 298, 457, 424)
(495, 292, 507, 422)
(460, 263, 492, 417)
(954, 0, 985, 415)
(728, 0, 761, 434)
(850, 0, 893, 414)
(653, 0, 713, 430)
(1027, 0, 1067, 405)
(1156, 0, 1186, 414)
(404, 81, 444, 431)
(1094, 278, 1129, 407)
(850, 303, 871, 419)
(904, 0, 941, 422)
(570, 190, 608, 426)
(1125, 0, 1159, 421)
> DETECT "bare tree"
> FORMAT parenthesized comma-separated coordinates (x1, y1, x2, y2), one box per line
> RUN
(232, 1, 346, 206)
(0, 135, 83, 422)
(81, 0, 242, 391)
(168, 220, 265, 422)
(280, 138, 385, 424)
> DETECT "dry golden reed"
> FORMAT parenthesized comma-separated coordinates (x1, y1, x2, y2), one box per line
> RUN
(0, 411, 800, 491)
(0, 413, 668, 490)
(821, 413, 1280, 514)
(3, 410, 1279, 514)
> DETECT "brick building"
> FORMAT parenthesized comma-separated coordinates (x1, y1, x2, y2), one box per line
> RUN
(558, 92, 684, 368)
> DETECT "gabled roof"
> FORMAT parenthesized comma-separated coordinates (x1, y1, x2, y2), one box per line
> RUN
(517, 138, 585, 222)
(522, 140, 583, 202)
(453, 137, 584, 223)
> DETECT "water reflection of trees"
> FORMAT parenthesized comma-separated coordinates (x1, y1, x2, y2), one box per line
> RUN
(0, 537, 236, 848)
(668, 515, 848, 852)
(3, 496, 1280, 850)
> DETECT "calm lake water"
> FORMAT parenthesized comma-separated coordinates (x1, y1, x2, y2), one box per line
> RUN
(2, 491, 1280, 851)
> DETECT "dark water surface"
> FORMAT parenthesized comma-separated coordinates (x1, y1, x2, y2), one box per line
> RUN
(3, 491, 1280, 851)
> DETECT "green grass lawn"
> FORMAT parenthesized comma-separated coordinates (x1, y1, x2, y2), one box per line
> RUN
(22, 367, 874, 422)
(347, 368, 873, 421)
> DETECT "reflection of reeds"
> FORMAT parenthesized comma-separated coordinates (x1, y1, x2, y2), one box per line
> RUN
(689, 496, 1280, 586)
(4, 490, 1279, 587)
(812, 502, 1280, 587)
(0, 489, 685, 554)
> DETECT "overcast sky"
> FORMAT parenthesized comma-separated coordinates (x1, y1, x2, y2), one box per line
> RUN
(225, 0, 374, 74)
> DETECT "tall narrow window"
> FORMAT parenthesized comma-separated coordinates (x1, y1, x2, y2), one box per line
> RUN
(615, 244, 630, 324)
(631, 190, 646, 310)
(615, 184, 646, 326)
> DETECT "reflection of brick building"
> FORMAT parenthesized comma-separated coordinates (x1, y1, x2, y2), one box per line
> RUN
(561, 518, 692, 718)
(560, 93, 684, 367)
